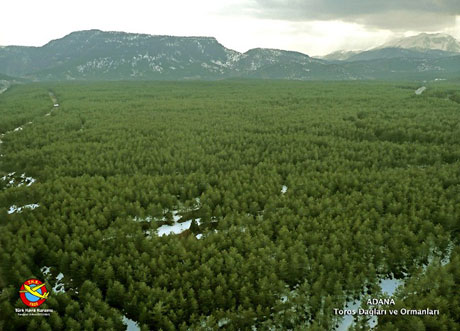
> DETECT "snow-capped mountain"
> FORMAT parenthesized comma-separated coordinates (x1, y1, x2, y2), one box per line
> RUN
(380, 33, 460, 53)
(321, 33, 460, 62)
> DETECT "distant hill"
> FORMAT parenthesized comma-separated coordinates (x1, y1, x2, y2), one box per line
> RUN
(231, 48, 351, 80)
(341, 55, 460, 80)
(0, 30, 459, 81)
(318, 50, 359, 62)
(0, 30, 240, 80)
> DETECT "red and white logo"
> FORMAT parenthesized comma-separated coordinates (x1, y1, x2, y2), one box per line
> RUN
(19, 279, 49, 307)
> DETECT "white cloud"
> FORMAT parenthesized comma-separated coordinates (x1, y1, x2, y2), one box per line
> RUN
(441, 15, 460, 39)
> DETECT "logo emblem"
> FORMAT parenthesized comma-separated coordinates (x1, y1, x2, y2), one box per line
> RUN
(19, 279, 49, 307)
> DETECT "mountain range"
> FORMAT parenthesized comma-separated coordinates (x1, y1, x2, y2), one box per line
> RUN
(1, 30, 459, 81)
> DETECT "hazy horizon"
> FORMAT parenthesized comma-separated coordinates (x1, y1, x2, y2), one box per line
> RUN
(2, 0, 460, 56)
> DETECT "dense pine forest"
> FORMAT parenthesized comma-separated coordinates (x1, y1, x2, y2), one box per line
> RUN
(0, 81, 459, 330)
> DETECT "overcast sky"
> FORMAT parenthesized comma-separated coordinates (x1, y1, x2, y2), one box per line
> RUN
(1, 0, 459, 55)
